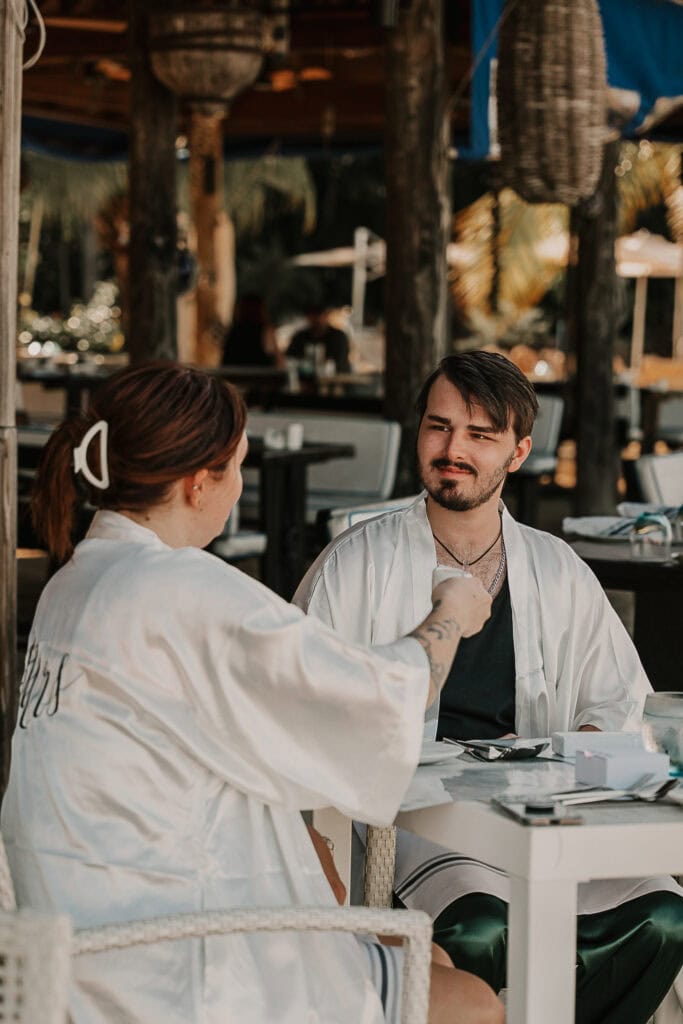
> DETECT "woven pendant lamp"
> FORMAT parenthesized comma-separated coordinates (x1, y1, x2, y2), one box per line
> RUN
(149, 6, 265, 115)
(496, 0, 608, 205)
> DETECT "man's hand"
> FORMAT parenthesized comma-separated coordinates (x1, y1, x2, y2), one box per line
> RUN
(307, 825, 346, 905)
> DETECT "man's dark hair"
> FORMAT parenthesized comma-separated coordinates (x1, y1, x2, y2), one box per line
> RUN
(415, 351, 539, 440)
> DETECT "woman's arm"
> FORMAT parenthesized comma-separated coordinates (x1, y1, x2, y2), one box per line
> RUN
(411, 576, 491, 708)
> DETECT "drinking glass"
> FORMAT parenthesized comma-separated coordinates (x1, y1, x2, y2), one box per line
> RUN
(629, 513, 673, 562)
(673, 505, 683, 544)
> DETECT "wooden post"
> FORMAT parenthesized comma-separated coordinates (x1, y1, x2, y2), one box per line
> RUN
(127, 0, 178, 364)
(189, 108, 229, 367)
(630, 276, 648, 369)
(383, 0, 450, 495)
(0, 0, 24, 792)
(567, 139, 620, 515)
(673, 277, 683, 361)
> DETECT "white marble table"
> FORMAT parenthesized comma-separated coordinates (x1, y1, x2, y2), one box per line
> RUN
(315, 755, 683, 1024)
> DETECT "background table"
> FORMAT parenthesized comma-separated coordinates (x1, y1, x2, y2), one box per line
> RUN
(570, 539, 683, 691)
(16, 426, 354, 598)
(245, 438, 354, 598)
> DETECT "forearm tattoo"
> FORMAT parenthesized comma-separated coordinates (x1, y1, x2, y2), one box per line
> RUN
(410, 599, 463, 690)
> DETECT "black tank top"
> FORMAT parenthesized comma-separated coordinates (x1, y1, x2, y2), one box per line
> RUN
(436, 576, 516, 741)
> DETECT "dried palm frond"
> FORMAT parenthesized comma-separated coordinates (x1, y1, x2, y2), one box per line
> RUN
(451, 188, 567, 334)
(21, 152, 128, 233)
(616, 141, 682, 235)
(177, 155, 316, 237)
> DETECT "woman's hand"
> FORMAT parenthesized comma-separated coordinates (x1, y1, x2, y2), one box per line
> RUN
(432, 575, 492, 638)
(307, 825, 346, 905)
(411, 576, 492, 706)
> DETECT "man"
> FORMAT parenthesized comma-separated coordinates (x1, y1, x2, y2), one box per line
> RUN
(287, 305, 352, 373)
(294, 351, 683, 1024)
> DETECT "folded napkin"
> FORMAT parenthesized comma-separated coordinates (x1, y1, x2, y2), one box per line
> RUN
(562, 516, 635, 540)
(617, 502, 681, 520)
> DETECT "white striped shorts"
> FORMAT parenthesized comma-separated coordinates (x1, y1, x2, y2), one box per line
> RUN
(358, 936, 405, 1023)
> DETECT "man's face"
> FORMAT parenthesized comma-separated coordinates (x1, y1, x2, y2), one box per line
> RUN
(417, 375, 531, 512)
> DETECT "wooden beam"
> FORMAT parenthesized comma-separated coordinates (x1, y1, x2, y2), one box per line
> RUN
(43, 16, 126, 33)
(0, 0, 24, 792)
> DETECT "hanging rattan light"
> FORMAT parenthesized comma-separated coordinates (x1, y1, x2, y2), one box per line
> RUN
(149, 6, 266, 114)
(496, 0, 608, 205)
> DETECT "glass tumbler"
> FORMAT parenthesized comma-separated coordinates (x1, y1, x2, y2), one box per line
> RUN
(629, 513, 673, 562)
(673, 505, 683, 544)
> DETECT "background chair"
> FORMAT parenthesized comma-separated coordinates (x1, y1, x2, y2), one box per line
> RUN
(74, 905, 432, 1024)
(504, 393, 564, 526)
(242, 412, 401, 524)
(655, 396, 683, 450)
(321, 493, 421, 541)
(0, 910, 72, 1024)
(209, 500, 267, 565)
(635, 452, 683, 505)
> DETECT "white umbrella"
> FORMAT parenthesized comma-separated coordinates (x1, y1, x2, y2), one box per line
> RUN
(615, 231, 683, 366)
(290, 232, 477, 329)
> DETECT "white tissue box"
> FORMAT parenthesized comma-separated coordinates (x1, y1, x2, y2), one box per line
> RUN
(575, 749, 670, 789)
(552, 731, 645, 758)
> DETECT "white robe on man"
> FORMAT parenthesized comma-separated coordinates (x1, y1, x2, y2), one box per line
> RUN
(294, 494, 681, 917)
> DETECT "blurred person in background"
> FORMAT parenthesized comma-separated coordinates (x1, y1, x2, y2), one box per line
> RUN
(287, 304, 351, 374)
(222, 293, 285, 369)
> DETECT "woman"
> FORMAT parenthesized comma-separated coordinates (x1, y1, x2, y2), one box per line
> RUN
(2, 363, 500, 1024)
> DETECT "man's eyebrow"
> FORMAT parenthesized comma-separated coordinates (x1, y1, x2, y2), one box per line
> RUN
(468, 423, 499, 434)
(425, 413, 500, 434)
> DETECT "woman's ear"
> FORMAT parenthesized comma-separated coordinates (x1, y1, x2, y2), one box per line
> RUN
(185, 468, 209, 507)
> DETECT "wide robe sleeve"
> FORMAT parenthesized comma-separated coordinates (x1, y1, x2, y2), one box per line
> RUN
(510, 522, 652, 735)
(85, 548, 429, 827)
(558, 552, 651, 732)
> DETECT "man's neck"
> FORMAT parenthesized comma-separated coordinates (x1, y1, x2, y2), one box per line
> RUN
(425, 494, 503, 551)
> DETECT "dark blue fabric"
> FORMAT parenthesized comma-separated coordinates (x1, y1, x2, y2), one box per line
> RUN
(466, 0, 683, 158)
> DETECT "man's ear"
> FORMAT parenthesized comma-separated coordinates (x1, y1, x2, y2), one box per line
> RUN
(507, 435, 532, 475)
(184, 468, 209, 507)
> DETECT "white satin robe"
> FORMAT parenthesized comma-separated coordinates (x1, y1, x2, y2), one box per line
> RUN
(2, 511, 430, 1024)
(294, 494, 681, 917)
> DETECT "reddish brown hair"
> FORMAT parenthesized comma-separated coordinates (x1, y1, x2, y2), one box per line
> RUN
(32, 362, 246, 562)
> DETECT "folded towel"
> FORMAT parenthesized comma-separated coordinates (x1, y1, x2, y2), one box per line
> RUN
(563, 516, 635, 540)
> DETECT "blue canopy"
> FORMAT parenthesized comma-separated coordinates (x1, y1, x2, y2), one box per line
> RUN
(466, 0, 683, 159)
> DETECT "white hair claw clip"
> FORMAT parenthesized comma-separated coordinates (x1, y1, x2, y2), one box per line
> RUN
(73, 420, 110, 490)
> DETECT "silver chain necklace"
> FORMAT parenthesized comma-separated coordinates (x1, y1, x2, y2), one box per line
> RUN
(486, 540, 507, 595)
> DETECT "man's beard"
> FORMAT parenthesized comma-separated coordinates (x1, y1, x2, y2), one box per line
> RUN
(420, 452, 515, 512)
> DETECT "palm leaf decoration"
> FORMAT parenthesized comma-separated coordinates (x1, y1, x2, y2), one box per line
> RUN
(21, 151, 128, 232)
(177, 155, 316, 237)
(452, 187, 567, 343)
(22, 149, 315, 242)
(452, 142, 683, 346)
(616, 141, 681, 236)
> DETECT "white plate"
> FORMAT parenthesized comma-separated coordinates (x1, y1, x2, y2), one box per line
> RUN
(419, 740, 465, 765)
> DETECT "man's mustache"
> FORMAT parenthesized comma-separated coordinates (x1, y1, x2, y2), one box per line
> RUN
(431, 458, 477, 476)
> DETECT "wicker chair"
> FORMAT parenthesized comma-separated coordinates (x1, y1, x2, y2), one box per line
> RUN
(74, 905, 432, 1024)
(0, 835, 432, 1024)
(0, 909, 72, 1023)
